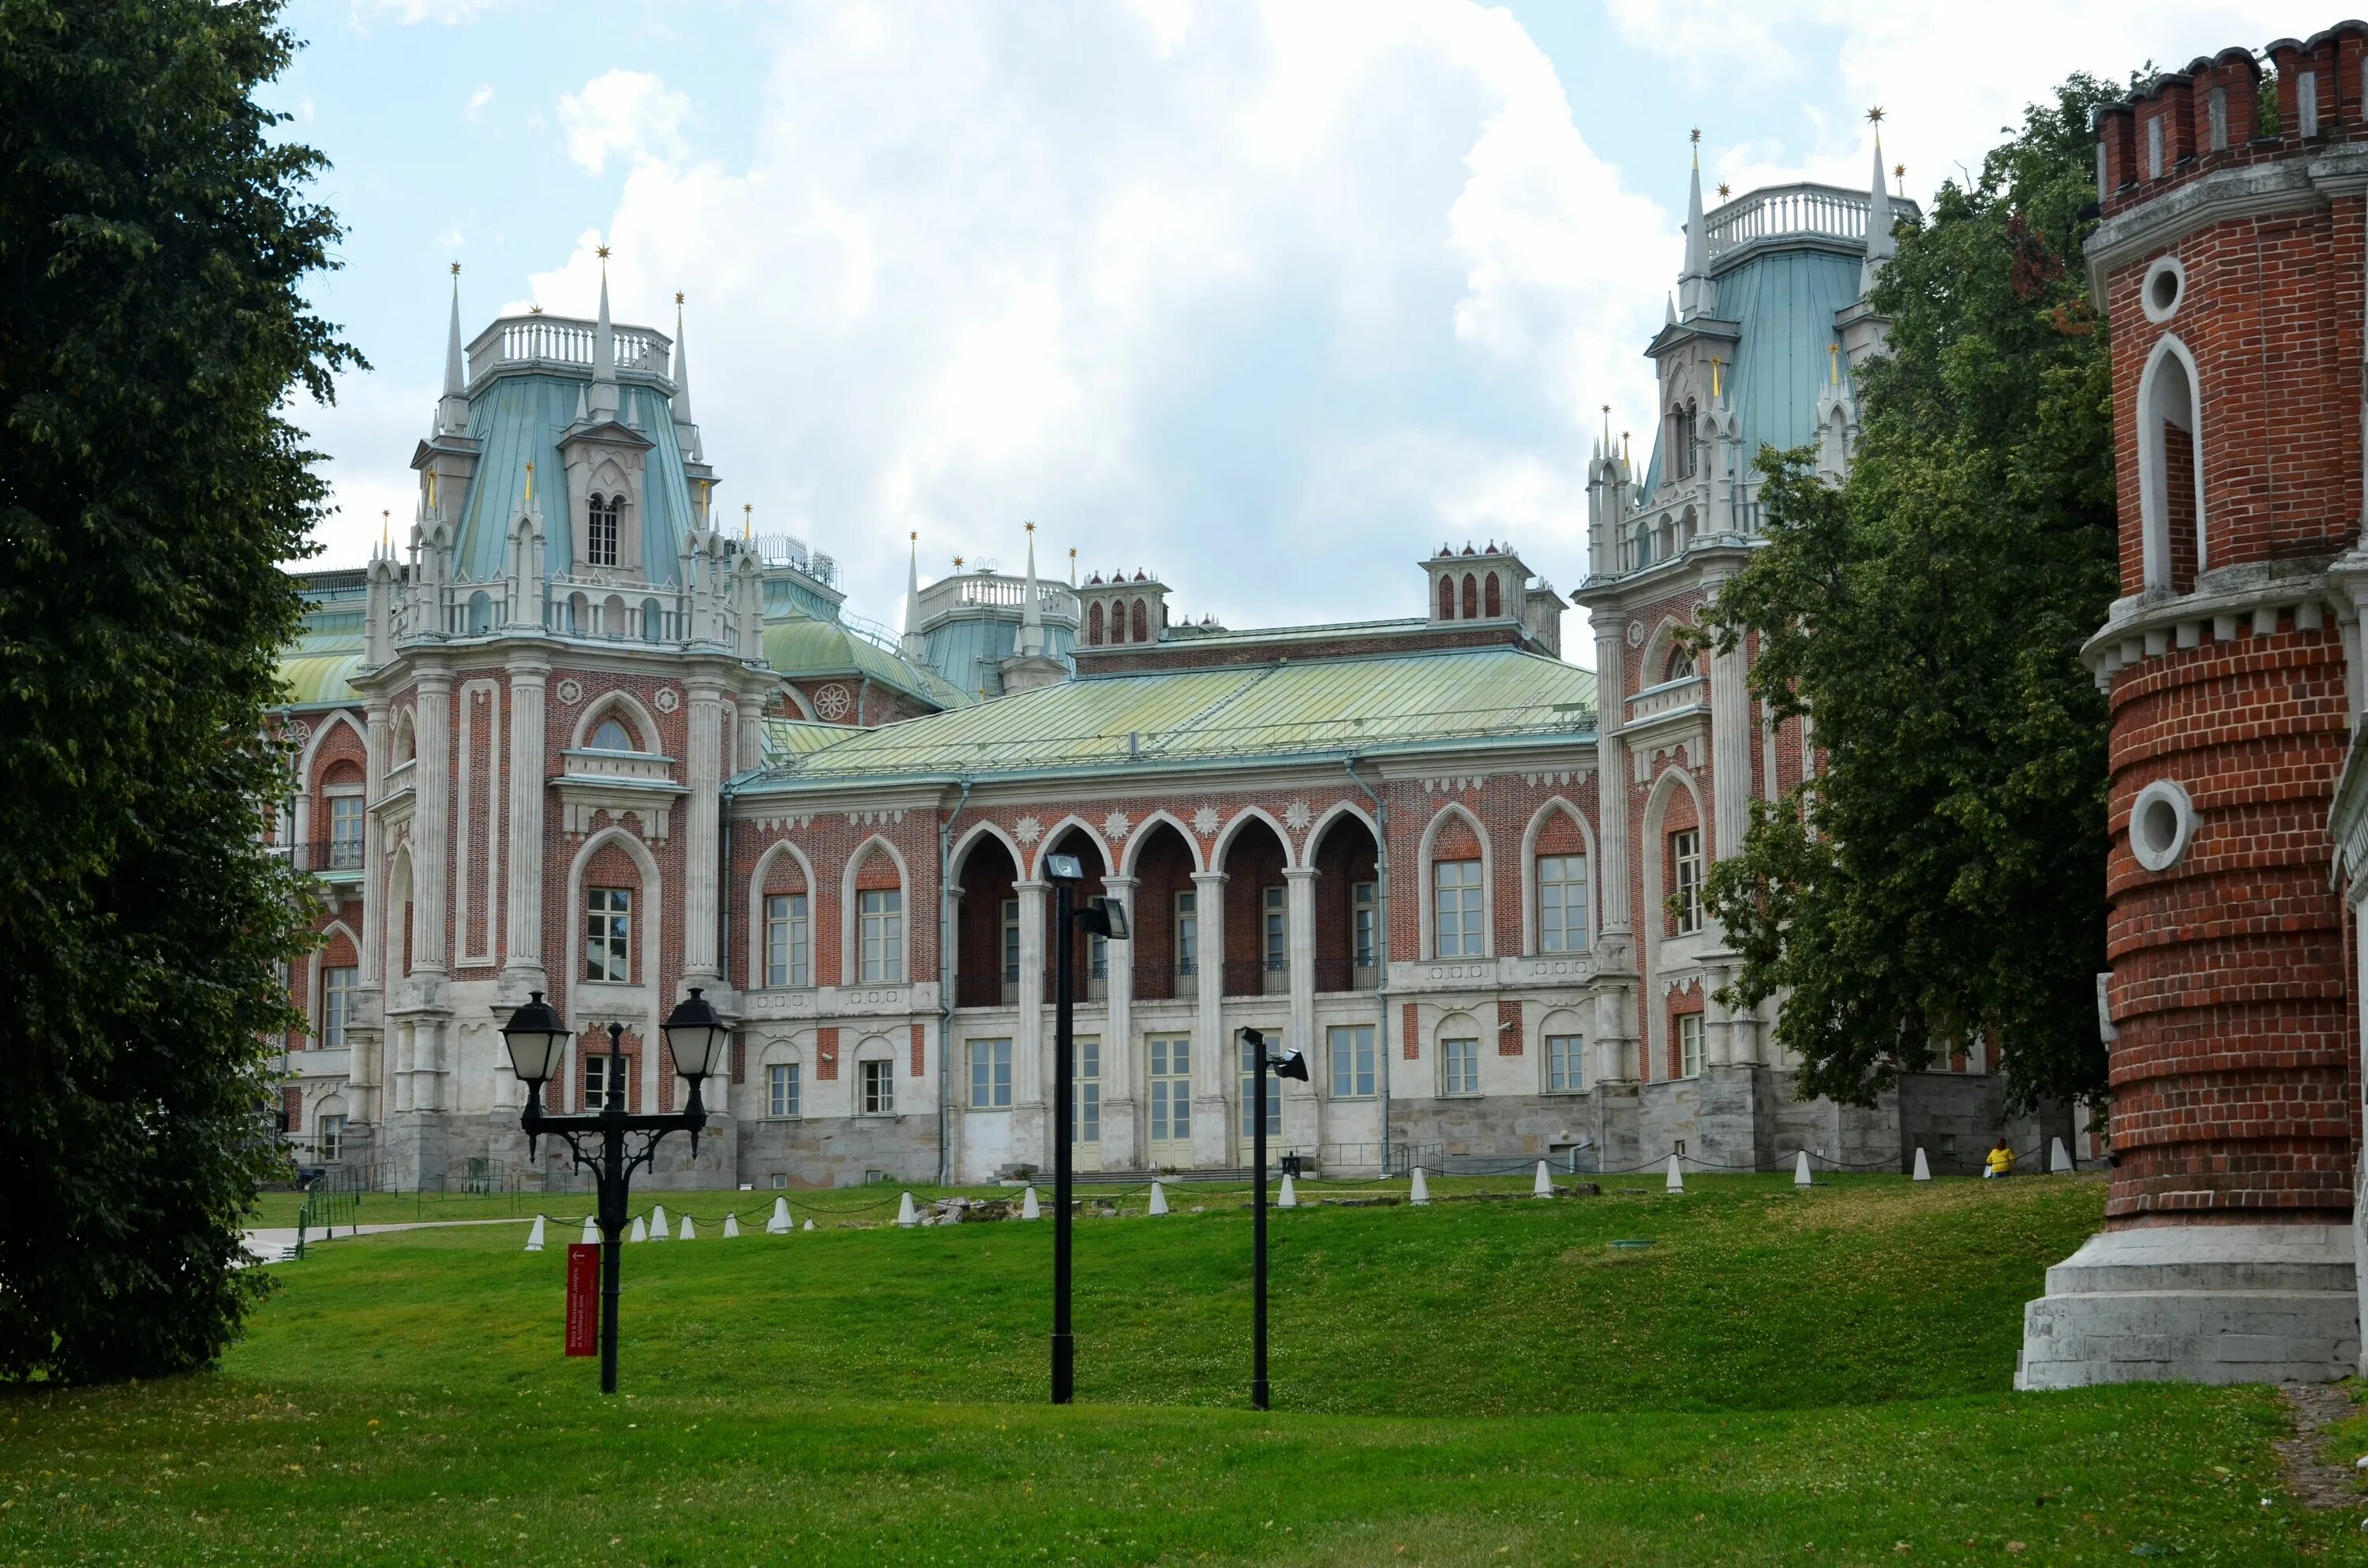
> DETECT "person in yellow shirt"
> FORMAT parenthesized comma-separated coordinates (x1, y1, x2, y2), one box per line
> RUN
(1984, 1137, 2015, 1179)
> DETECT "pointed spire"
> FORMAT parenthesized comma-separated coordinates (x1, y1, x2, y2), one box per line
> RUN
(1861, 114, 1896, 296)
(671, 290, 703, 460)
(437, 263, 469, 435)
(901, 532, 927, 660)
(1017, 522, 1045, 656)
(589, 243, 619, 421)
(1678, 131, 1714, 318)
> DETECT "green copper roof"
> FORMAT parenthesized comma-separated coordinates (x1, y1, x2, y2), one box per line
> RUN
(745, 645, 1597, 788)
(762, 616, 976, 711)
(454, 378, 697, 586)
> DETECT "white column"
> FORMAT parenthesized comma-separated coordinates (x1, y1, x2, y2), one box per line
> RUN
(1014, 878, 1049, 1168)
(412, 672, 452, 975)
(1707, 576, 1752, 862)
(1190, 870, 1231, 1168)
(735, 691, 765, 772)
(1100, 875, 1140, 1170)
(361, 698, 391, 987)
(682, 676, 725, 986)
(1283, 866, 1321, 1154)
(502, 657, 548, 989)
(1593, 614, 1632, 938)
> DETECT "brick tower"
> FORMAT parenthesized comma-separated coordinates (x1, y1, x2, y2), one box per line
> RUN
(2018, 28, 2366, 1387)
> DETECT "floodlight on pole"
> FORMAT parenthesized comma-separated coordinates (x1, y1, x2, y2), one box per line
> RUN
(1241, 1027, 1306, 1411)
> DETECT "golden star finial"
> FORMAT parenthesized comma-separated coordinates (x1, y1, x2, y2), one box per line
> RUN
(450, 260, 461, 277)
(1717, 182, 1731, 199)
(1688, 127, 1700, 144)
(953, 555, 965, 570)
(529, 304, 543, 314)
(1025, 520, 1036, 533)
(596, 244, 612, 260)
(1866, 106, 1885, 125)
(675, 291, 684, 306)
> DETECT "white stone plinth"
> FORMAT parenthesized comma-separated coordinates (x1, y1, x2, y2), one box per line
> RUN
(2015, 1223, 2358, 1390)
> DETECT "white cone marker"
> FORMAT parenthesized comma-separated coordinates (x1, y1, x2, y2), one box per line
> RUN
(581, 1215, 599, 1246)
(896, 1192, 918, 1228)
(1021, 1185, 1041, 1221)
(1148, 1181, 1169, 1215)
(680, 1215, 697, 1241)
(724, 1212, 741, 1238)
(525, 1214, 546, 1252)
(1913, 1147, 1932, 1182)
(802, 1218, 815, 1232)
(630, 1216, 647, 1242)
(2050, 1136, 2073, 1173)
(1534, 1161, 1555, 1198)
(767, 1197, 791, 1234)
(1665, 1154, 1684, 1193)
(1794, 1151, 1813, 1189)
(650, 1205, 669, 1240)
(1278, 1173, 1298, 1208)
(1410, 1166, 1431, 1205)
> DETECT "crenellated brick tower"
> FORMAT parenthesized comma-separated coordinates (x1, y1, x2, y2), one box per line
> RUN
(2018, 28, 2368, 1388)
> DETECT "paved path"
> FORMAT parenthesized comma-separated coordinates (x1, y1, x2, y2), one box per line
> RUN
(241, 1215, 536, 1265)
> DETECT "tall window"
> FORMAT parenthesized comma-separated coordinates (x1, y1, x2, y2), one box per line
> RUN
(861, 1057, 894, 1114)
(328, 795, 364, 869)
(587, 494, 619, 567)
(321, 966, 358, 1048)
(1001, 898, 1021, 983)
(584, 1053, 619, 1112)
(1678, 1013, 1704, 1079)
(1239, 1035, 1281, 1139)
(1074, 1038, 1100, 1143)
(1538, 855, 1589, 954)
(970, 1039, 1014, 1109)
(589, 717, 635, 752)
(1174, 890, 1197, 976)
(317, 1115, 346, 1162)
(1351, 881, 1378, 971)
(764, 893, 810, 988)
(767, 1061, 801, 1117)
(1329, 1024, 1376, 1099)
(1148, 1035, 1191, 1145)
(1433, 859, 1484, 957)
(1443, 1037, 1480, 1096)
(1547, 1033, 1586, 1092)
(1262, 885, 1286, 973)
(1088, 930, 1109, 985)
(585, 887, 631, 982)
(1669, 829, 1703, 936)
(860, 888, 904, 982)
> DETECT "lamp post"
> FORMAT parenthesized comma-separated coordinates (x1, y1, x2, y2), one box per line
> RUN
(500, 987, 727, 1394)
(1041, 851, 1128, 1405)
(1238, 1025, 1308, 1411)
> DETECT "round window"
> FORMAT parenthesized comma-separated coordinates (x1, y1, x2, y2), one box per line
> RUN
(2141, 256, 2185, 324)
(2130, 778, 2194, 872)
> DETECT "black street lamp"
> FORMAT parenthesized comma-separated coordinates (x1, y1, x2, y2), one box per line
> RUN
(1042, 851, 1128, 1405)
(501, 987, 727, 1394)
(1239, 1025, 1308, 1411)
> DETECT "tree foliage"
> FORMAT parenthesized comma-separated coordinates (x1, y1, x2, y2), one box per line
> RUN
(0, 0, 355, 1382)
(1698, 76, 2122, 1113)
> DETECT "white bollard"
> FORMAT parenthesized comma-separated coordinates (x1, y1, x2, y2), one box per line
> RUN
(1794, 1151, 1812, 1189)
(1534, 1161, 1555, 1199)
(1410, 1166, 1431, 1206)
(767, 1197, 792, 1235)
(525, 1214, 546, 1252)
(680, 1215, 697, 1241)
(581, 1215, 599, 1246)
(1913, 1147, 1932, 1182)
(1277, 1173, 1298, 1208)
(650, 1204, 669, 1240)
(1148, 1181, 1169, 1215)
(723, 1211, 741, 1238)
(896, 1192, 918, 1228)
(1665, 1154, 1684, 1194)
(802, 1218, 815, 1232)
(2050, 1136, 2073, 1173)
(630, 1216, 647, 1243)
(1021, 1185, 1041, 1221)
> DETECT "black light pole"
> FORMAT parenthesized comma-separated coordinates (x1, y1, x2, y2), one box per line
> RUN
(1239, 1025, 1308, 1411)
(1042, 853, 1127, 1405)
(500, 988, 726, 1395)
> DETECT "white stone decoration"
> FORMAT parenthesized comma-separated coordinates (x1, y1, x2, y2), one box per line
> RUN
(653, 687, 681, 713)
(556, 678, 583, 705)
(1192, 806, 1220, 836)
(1627, 620, 1648, 648)
(288, 720, 312, 746)
(1015, 816, 1043, 845)
(1284, 800, 1311, 833)
(1103, 810, 1132, 841)
(812, 683, 853, 720)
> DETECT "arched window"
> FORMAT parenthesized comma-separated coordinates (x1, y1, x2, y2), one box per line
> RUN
(1631, 522, 1651, 570)
(466, 589, 491, 634)
(589, 716, 636, 753)
(587, 494, 620, 568)
(1439, 576, 1456, 619)
(1130, 599, 1148, 643)
(1088, 601, 1105, 645)
(2139, 339, 2203, 594)
(1664, 643, 1697, 683)
(641, 597, 663, 642)
(1483, 572, 1502, 619)
(1460, 574, 1478, 619)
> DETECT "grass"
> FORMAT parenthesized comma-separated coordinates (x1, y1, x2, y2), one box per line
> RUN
(6, 1173, 2365, 1565)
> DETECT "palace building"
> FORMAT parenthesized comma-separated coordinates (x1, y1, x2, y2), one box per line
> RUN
(270, 137, 2070, 1192)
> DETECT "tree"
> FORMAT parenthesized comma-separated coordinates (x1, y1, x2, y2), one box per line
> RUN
(0, 0, 356, 1382)
(1696, 76, 2122, 1113)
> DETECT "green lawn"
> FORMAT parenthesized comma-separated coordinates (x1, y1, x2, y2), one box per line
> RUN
(6, 1174, 2364, 1565)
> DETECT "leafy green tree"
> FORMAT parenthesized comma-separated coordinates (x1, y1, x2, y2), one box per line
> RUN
(1697, 76, 2121, 1113)
(0, 0, 355, 1382)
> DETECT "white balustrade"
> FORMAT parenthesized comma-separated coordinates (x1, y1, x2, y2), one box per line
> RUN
(1624, 674, 1708, 725)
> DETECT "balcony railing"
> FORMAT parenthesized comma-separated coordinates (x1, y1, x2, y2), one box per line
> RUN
(1314, 958, 1381, 994)
(1223, 958, 1289, 997)
(1132, 962, 1193, 1002)
(277, 838, 365, 875)
(954, 972, 1006, 1009)
(1704, 182, 1877, 260)
(1624, 674, 1708, 726)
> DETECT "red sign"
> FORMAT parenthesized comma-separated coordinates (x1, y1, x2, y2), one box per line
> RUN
(565, 1243, 599, 1357)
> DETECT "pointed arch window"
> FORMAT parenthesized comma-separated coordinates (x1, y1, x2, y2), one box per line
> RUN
(1483, 572, 1502, 619)
(2138, 338, 2204, 594)
(1440, 575, 1456, 620)
(587, 494, 620, 568)
(1460, 574, 1478, 619)
(589, 716, 637, 753)
(1088, 601, 1105, 645)
(1130, 599, 1148, 643)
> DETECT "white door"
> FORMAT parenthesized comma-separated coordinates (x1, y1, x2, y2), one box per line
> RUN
(1071, 1036, 1103, 1173)
(1147, 1035, 1193, 1169)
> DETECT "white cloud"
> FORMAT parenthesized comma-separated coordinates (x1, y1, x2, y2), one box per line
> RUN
(558, 69, 690, 175)
(351, 0, 497, 24)
(466, 82, 493, 121)
(488, 0, 1670, 634)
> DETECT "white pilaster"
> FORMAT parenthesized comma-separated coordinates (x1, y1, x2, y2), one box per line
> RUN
(1014, 879, 1049, 1168)
(502, 657, 548, 990)
(362, 698, 392, 988)
(1707, 580, 1752, 862)
(682, 677, 725, 985)
(1190, 870, 1230, 1168)
(1283, 866, 1320, 1154)
(412, 672, 452, 975)
(1100, 875, 1140, 1170)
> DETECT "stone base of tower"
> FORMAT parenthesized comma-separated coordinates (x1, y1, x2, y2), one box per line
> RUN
(2014, 1224, 2359, 1390)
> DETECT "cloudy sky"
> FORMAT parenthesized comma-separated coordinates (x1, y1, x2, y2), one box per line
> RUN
(273, 0, 2314, 651)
